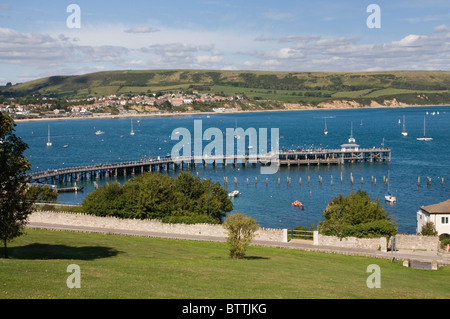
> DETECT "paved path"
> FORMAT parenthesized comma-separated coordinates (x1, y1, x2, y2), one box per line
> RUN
(27, 222, 450, 266)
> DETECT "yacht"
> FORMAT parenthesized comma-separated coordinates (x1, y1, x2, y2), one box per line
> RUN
(417, 117, 432, 141)
(46, 125, 52, 147)
(95, 130, 105, 135)
(130, 119, 135, 136)
(401, 115, 408, 136)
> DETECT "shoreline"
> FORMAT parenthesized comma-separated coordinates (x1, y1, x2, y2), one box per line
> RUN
(13, 103, 450, 123)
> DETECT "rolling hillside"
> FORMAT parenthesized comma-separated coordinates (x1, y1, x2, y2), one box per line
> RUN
(1, 69, 450, 107)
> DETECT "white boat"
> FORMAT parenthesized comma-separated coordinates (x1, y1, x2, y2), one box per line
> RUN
(385, 194, 396, 203)
(401, 115, 408, 136)
(228, 190, 240, 197)
(385, 171, 396, 203)
(417, 117, 432, 141)
(348, 122, 355, 143)
(130, 119, 135, 136)
(324, 119, 328, 135)
(46, 125, 52, 147)
(95, 130, 104, 135)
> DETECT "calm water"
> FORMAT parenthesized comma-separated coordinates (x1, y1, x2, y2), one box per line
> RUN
(15, 106, 450, 234)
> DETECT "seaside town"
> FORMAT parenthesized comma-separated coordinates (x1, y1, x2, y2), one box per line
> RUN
(0, 92, 242, 119)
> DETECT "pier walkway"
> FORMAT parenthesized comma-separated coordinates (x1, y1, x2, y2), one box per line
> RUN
(26, 147, 391, 185)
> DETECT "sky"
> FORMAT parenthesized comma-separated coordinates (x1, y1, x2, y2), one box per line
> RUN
(0, 0, 450, 85)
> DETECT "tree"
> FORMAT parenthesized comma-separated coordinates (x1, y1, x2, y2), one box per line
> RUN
(318, 190, 397, 239)
(81, 172, 232, 223)
(24, 185, 58, 203)
(223, 212, 259, 259)
(0, 113, 33, 258)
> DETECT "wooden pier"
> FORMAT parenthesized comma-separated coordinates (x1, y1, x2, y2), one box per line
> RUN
(26, 147, 391, 185)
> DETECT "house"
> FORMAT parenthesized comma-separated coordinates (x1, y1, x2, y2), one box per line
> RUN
(340, 143, 360, 151)
(417, 199, 450, 235)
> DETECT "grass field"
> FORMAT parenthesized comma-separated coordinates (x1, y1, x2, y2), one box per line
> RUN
(0, 229, 448, 299)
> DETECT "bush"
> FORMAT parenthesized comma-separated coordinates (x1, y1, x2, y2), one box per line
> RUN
(421, 222, 438, 236)
(223, 213, 259, 259)
(439, 233, 450, 249)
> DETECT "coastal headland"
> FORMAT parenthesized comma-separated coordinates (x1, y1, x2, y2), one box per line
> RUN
(2, 69, 449, 122)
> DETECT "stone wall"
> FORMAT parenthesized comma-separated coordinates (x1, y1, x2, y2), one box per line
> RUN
(393, 234, 440, 251)
(28, 211, 287, 243)
(316, 233, 387, 252)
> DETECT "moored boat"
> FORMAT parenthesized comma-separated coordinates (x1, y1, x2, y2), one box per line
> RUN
(228, 190, 240, 197)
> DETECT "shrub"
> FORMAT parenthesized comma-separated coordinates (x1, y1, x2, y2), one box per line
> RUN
(223, 213, 259, 259)
(421, 222, 438, 236)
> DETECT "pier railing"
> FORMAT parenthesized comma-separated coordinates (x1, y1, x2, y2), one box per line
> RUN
(26, 147, 391, 184)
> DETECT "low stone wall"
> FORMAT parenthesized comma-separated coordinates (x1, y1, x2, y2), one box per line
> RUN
(394, 234, 440, 251)
(316, 233, 387, 252)
(28, 211, 288, 243)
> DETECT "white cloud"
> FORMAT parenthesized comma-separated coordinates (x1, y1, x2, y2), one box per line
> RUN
(124, 26, 160, 34)
(433, 24, 450, 33)
(0, 27, 129, 67)
(396, 34, 427, 47)
(262, 11, 295, 21)
(238, 28, 450, 72)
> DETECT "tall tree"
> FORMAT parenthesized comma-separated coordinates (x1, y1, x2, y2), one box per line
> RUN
(0, 113, 33, 258)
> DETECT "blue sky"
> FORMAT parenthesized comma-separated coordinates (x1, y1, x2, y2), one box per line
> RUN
(1, 0, 450, 85)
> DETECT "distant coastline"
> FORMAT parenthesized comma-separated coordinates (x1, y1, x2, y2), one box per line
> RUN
(13, 103, 449, 123)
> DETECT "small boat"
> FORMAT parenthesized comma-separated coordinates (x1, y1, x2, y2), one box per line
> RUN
(95, 130, 105, 135)
(234, 120, 240, 139)
(324, 119, 328, 135)
(385, 194, 396, 203)
(130, 119, 135, 135)
(401, 115, 408, 136)
(292, 200, 303, 207)
(46, 125, 52, 147)
(417, 117, 432, 141)
(228, 190, 240, 197)
(63, 145, 69, 148)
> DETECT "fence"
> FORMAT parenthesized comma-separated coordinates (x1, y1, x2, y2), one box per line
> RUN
(288, 229, 314, 241)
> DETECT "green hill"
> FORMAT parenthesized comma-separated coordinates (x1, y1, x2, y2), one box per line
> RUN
(1, 69, 450, 106)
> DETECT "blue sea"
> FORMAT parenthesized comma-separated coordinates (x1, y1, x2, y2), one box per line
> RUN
(15, 106, 450, 234)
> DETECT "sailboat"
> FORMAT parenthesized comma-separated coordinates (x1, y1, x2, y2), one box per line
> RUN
(46, 125, 52, 147)
(324, 119, 328, 135)
(234, 120, 240, 139)
(385, 171, 396, 203)
(401, 115, 408, 136)
(417, 117, 432, 141)
(348, 122, 355, 143)
(130, 119, 135, 136)
(248, 134, 253, 150)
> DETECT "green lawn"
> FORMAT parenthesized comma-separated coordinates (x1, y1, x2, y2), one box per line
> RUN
(0, 229, 448, 299)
